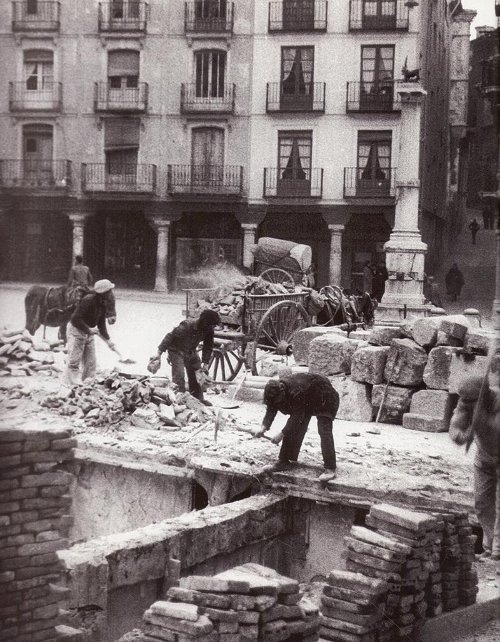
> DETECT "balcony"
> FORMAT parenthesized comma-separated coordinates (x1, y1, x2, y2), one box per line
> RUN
(9, 82, 62, 112)
(266, 82, 325, 112)
(264, 168, 323, 198)
(94, 82, 148, 112)
(12, 1, 60, 31)
(168, 165, 243, 196)
(0, 160, 71, 190)
(98, 2, 149, 32)
(82, 163, 157, 194)
(343, 167, 396, 199)
(184, 1, 233, 33)
(268, 0, 327, 32)
(349, 0, 409, 31)
(180, 83, 235, 114)
(346, 81, 400, 113)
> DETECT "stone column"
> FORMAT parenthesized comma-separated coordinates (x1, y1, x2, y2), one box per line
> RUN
(152, 220, 170, 292)
(376, 84, 429, 325)
(242, 223, 258, 270)
(328, 224, 344, 285)
(68, 213, 88, 260)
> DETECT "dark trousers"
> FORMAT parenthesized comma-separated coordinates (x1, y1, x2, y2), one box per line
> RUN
(168, 350, 202, 398)
(279, 414, 337, 470)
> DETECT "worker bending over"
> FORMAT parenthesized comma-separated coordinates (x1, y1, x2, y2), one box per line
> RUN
(155, 309, 220, 406)
(256, 372, 339, 482)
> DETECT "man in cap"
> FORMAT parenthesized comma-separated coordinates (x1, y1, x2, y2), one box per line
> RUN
(154, 309, 220, 406)
(255, 372, 339, 482)
(64, 279, 117, 385)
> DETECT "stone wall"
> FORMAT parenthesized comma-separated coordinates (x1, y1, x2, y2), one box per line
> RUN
(0, 426, 80, 642)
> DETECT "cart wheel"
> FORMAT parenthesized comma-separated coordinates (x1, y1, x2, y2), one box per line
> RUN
(200, 346, 244, 383)
(260, 268, 295, 290)
(318, 285, 344, 326)
(249, 301, 309, 376)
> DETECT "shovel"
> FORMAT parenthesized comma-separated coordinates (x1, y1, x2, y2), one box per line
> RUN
(97, 334, 136, 365)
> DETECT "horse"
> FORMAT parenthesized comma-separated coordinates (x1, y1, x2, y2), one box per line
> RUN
(24, 286, 117, 343)
(316, 286, 377, 328)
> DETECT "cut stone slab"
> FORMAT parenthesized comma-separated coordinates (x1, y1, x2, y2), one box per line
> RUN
(402, 413, 447, 433)
(439, 315, 470, 343)
(371, 385, 414, 424)
(150, 601, 199, 622)
(411, 317, 440, 348)
(464, 329, 496, 355)
(448, 353, 489, 395)
(327, 570, 388, 595)
(309, 334, 349, 375)
(330, 375, 372, 422)
(292, 327, 343, 366)
(409, 390, 453, 427)
(423, 346, 458, 390)
(351, 346, 390, 385)
(215, 568, 278, 595)
(368, 326, 403, 346)
(370, 504, 436, 532)
(384, 339, 427, 387)
(350, 526, 412, 556)
(239, 563, 299, 594)
(180, 575, 250, 594)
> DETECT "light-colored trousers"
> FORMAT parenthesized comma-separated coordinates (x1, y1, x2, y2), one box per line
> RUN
(64, 323, 96, 386)
(474, 451, 500, 555)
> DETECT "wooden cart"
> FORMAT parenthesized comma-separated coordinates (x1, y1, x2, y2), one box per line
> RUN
(185, 287, 310, 381)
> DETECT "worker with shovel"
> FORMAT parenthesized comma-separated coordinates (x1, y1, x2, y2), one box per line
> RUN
(152, 309, 220, 407)
(255, 372, 339, 482)
(64, 278, 118, 385)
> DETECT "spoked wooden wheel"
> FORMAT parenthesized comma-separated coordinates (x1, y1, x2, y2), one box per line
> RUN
(249, 301, 309, 375)
(198, 334, 245, 382)
(260, 268, 295, 290)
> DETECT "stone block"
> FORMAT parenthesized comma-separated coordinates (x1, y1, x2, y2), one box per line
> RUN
(409, 390, 453, 427)
(309, 334, 349, 375)
(143, 611, 214, 636)
(215, 568, 278, 595)
(368, 326, 403, 346)
(167, 587, 231, 610)
(448, 353, 489, 394)
(341, 340, 367, 375)
(150, 601, 199, 622)
(259, 356, 289, 377)
(180, 576, 250, 594)
(326, 570, 387, 594)
(423, 346, 458, 390)
(351, 346, 390, 385)
(292, 327, 343, 366)
(411, 317, 440, 348)
(329, 376, 372, 422)
(384, 339, 427, 387)
(464, 330, 496, 355)
(371, 385, 414, 424)
(370, 504, 435, 532)
(439, 315, 470, 343)
(436, 330, 462, 347)
(403, 413, 447, 433)
(239, 563, 299, 594)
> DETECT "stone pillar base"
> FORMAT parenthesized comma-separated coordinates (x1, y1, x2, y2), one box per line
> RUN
(375, 303, 432, 326)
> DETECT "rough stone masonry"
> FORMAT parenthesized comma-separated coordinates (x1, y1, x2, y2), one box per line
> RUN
(0, 425, 82, 642)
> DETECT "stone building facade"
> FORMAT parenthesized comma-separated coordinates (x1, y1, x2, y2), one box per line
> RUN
(0, 0, 474, 290)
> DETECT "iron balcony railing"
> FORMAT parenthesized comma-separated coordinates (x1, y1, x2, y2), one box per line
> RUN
(180, 83, 235, 113)
(343, 166, 396, 198)
(82, 163, 157, 194)
(9, 82, 62, 111)
(264, 168, 323, 198)
(12, 1, 60, 31)
(346, 81, 401, 113)
(349, 0, 409, 31)
(94, 82, 149, 112)
(266, 82, 325, 112)
(268, 0, 327, 32)
(98, 2, 149, 31)
(168, 165, 243, 196)
(0, 159, 71, 189)
(184, 1, 233, 33)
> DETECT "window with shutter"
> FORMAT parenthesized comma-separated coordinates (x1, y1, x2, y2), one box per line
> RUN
(108, 50, 140, 89)
(104, 118, 139, 177)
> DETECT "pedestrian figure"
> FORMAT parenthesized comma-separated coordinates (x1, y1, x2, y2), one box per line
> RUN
(445, 263, 465, 302)
(469, 218, 480, 245)
(154, 309, 220, 406)
(64, 279, 117, 385)
(372, 263, 388, 303)
(255, 373, 339, 482)
(449, 364, 500, 560)
(362, 260, 374, 295)
(67, 255, 93, 302)
(482, 207, 490, 230)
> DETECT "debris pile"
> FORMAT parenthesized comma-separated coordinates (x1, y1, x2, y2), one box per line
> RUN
(40, 372, 217, 430)
(0, 327, 63, 377)
(141, 564, 319, 642)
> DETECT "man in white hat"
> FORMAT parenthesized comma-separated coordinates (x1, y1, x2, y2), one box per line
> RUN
(64, 278, 117, 385)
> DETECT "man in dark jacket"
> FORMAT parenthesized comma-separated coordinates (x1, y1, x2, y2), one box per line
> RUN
(155, 309, 220, 406)
(445, 263, 465, 301)
(67, 255, 93, 289)
(64, 279, 117, 385)
(255, 373, 339, 482)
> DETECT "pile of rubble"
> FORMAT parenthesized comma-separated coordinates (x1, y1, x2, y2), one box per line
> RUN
(40, 372, 217, 430)
(0, 327, 63, 377)
(293, 312, 496, 431)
